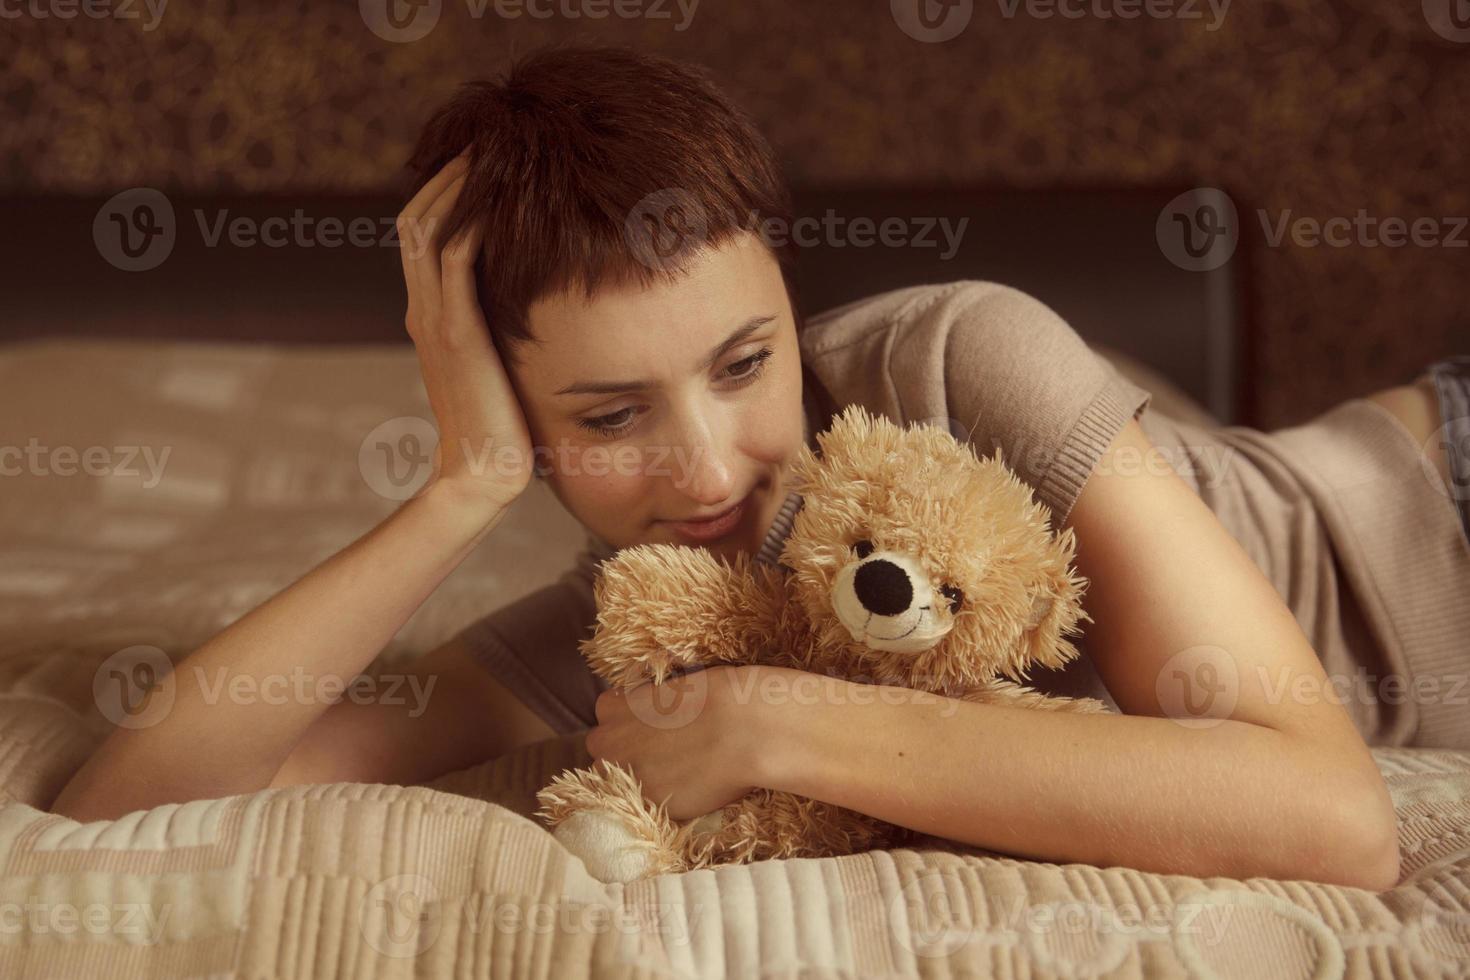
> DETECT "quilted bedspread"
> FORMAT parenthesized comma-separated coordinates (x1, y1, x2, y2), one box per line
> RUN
(2, 339, 1469, 979)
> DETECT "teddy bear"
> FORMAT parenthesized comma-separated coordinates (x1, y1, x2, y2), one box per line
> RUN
(536, 404, 1110, 883)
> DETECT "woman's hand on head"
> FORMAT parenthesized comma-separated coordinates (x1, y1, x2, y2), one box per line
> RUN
(398, 148, 536, 519)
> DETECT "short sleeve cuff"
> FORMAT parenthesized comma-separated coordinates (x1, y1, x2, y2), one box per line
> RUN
(1036, 371, 1153, 528)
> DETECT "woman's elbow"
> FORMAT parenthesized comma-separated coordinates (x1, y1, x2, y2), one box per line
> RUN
(1310, 787, 1401, 892)
(1352, 813, 1402, 893)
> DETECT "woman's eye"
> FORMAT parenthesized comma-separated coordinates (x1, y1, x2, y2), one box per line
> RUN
(940, 585, 965, 613)
(575, 406, 638, 437)
(574, 347, 773, 440)
(724, 346, 774, 385)
(853, 539, 874, 559)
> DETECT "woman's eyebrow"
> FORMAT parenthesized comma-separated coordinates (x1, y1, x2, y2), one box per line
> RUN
(554, 314, 779, 396)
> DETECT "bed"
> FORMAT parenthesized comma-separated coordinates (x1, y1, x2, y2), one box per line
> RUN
(2, 337, 1470, 979)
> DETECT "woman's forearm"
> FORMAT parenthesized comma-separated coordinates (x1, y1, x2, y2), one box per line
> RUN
(753, 675, 1399, 890)
(50, 480, 505, 821)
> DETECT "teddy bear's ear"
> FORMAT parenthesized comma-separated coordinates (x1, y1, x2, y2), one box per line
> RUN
(786, 441, 825, 495)
(1011, 529, 1091, 676)
(1024, 592, 1053, 631)
(788, 405, 895, 494)
(1016, 580, 1087, 675)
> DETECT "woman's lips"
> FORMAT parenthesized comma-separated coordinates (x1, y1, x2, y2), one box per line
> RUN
(663, 491, 752, 543)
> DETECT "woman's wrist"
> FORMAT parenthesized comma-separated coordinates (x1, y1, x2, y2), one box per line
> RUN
(729, 665, 848, 795)
(421, 476, 518, 541)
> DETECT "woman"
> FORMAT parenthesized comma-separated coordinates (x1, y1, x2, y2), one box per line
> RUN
(52, 43, 1468, 893)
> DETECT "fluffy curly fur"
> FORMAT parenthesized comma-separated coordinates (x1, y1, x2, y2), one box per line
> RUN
(537, 405, 1109, 882)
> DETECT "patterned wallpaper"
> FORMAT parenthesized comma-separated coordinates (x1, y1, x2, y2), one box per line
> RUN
(3, 0, 1467, 427)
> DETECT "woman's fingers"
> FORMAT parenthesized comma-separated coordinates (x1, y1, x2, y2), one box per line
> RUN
(398, 152, 467, 275)
(404, 172, 468, 333)
(400, 148, 469, 225)
(440, 214, 489, 344)
(398, 150, 470, 332)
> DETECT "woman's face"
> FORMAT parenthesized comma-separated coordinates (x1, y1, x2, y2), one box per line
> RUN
(510, 231, 807, 565)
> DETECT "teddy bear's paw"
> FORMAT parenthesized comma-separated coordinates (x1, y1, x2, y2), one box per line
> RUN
(1067, 695, 1113, 714)
(686, 810, 726, 837)
(553, 811, 659, 883)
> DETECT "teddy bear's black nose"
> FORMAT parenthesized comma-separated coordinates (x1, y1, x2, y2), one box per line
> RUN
(853, 559, 913, 617)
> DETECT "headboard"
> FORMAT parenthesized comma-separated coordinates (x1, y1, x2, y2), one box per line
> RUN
(2, 185, 1251, 424)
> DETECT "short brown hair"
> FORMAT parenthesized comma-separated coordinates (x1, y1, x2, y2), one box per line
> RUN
(404, 43, 800, 368)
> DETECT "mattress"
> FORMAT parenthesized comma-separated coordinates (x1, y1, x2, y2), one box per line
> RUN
(1, 339, 1467, 978)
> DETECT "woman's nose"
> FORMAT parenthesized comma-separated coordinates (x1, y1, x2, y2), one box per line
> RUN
(673, 419, 736, 505)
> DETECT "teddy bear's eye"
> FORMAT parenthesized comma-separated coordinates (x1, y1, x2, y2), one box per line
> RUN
(853, 539, 875, 559)
(940, 585, 965, 613)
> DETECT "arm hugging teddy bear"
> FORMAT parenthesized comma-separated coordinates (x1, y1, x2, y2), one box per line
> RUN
(537, 404, 1110, 883)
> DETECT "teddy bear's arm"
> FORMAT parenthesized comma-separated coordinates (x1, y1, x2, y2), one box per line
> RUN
(581, 546, 792, 688)
(958, 676, 1112, 714)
